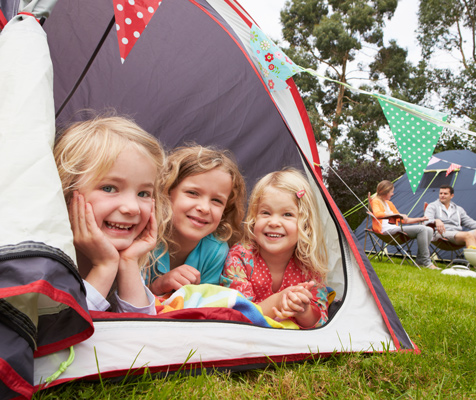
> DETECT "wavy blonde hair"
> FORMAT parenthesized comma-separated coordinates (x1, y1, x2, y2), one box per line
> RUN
(163, 145, 246, 251)
(54, 115, 170, 262)
(376, 180, 394, 198)
(244, 168, 328, 281)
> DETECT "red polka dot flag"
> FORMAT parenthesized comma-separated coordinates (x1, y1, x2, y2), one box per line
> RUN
(113, 0, 163, 62)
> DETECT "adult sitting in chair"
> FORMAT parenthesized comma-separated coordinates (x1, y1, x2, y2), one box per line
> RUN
(371, 180, 439, 270)
(424, 185, 476, 248)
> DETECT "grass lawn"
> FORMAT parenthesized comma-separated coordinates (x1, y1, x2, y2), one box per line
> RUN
(35, 261, 476, 399)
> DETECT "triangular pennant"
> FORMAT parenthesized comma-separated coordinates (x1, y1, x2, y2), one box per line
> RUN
(0, 9, 7, 31)
(113, 0, 163, 63)
(445, 163, 461, 177)
(249, 24, 303, 92)
(427, 156, 440, 166)
(378, 98, 447, 193)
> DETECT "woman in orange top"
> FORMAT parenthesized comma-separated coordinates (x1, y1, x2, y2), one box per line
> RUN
(371, 180, 439, 270)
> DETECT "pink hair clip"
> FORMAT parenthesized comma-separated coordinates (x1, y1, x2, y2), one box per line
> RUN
(296, 190, 305, 199)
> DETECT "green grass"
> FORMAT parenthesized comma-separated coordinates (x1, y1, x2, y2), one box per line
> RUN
(35, 261, 476, 399)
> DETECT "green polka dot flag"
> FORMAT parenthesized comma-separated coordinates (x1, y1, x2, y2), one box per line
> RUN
(378, 95, 447, 193)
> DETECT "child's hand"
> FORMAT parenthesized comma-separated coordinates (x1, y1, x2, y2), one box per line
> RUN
(150, 265, 201, 295)
(70, 191, 119, 269)
(70, 191, 119, 298)
(272, 285, 313, 320)
(120, 201, 157, 264)
(296, 280, 316, 291)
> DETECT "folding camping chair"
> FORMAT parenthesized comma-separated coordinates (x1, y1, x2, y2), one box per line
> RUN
(423, 202, 465, 263)
(364, 193, 414, 265)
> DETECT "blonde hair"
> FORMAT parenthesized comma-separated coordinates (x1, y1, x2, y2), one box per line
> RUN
(244, 168, 328, 280)
(164, 145, 246, 250)
(54, 115, 170, 260)
(376, 180, 394, 203)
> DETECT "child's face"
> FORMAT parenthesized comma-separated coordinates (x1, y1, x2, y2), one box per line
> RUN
(170, 168, 232, 250)
(78, 146, 156, 251)
(253, 187, 299, 262)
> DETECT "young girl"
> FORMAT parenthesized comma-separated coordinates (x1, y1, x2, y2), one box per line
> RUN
(148, 145, 246, 296)
(221, 168, 329, 328)
(54, 115, 169, 314)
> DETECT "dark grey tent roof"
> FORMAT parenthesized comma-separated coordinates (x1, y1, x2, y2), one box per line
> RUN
(44, 0, 306, 192)
(1, 0, 418, 394)
(354, 150, 476, 260)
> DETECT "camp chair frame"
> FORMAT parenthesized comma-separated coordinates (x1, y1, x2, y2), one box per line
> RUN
(364, 194, 415, 265)
(423, 202, 465, 263)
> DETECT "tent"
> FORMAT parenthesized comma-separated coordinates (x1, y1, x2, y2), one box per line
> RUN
(0, 5, 94, 400)
(354, 150, 476, 261)
(0, 0, 417, 397)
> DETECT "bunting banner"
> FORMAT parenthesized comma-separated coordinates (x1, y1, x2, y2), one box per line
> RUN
(113, 0, 163, 62)
(249, 24, 476, 193)
(249, 25, 303, 91)
(446, 163, 461, 177)
(377, 96, 445, 192)
(427, 156, 440, 166)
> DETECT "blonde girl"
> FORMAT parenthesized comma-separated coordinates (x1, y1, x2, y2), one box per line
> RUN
(148, 145, 246, 296)
(54, 115, 169, 313)
(221, 168, 329, 328)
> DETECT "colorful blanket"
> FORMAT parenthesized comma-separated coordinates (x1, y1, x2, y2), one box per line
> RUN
(156, 284, 301, 329)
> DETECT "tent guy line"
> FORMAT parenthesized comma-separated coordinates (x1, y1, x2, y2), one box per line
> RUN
(317, 162, 420, 269)
(248, 23, 474, 193)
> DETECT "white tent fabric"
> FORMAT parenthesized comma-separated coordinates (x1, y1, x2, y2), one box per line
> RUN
(0, 15, 75, 264)
(0, 0, 416, 392)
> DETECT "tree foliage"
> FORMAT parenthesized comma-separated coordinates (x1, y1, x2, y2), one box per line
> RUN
(326, 159, 404, 230)
(280, 0, 409, 165)
(417, 0, 476, 149)
(278, 0, 476, 228)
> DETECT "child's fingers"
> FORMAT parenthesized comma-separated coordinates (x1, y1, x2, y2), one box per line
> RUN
(285, 292, 305, 312)
(71, 192, 88, 239)
(76, 193, 92, 237)
(130, 201, 157, 249)
(149, 201, 158, 237)
(168, 265, 200, 286)
(68, 191, 79, 233)
(179, 265, 201, 284)
(84, 202, 101, 235)
(287, 286, 312, 301)
(272, 306, 296, 319)
(297, 281, 315, 291)
(280, 292, 301, 314)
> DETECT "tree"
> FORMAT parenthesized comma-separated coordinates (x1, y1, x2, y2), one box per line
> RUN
(280, 0, 402, 165)
(417, 0, 476, 150)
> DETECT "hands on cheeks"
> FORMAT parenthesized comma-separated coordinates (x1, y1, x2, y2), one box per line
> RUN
(70, 191, 156, 303)
(70, 191, 119, 272)
(150, 264, 201, 295)
(120, 200, 157, 265)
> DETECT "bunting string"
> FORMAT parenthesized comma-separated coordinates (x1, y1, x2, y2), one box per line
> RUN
(428, 156, 476, 172)
(249, 23, 476, 193)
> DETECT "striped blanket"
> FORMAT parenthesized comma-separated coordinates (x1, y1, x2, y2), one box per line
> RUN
(156, 284, 301, 329)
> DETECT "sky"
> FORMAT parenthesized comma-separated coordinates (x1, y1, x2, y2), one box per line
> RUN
(236, 0, 469, 161)
(237, 0, 464, 70)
